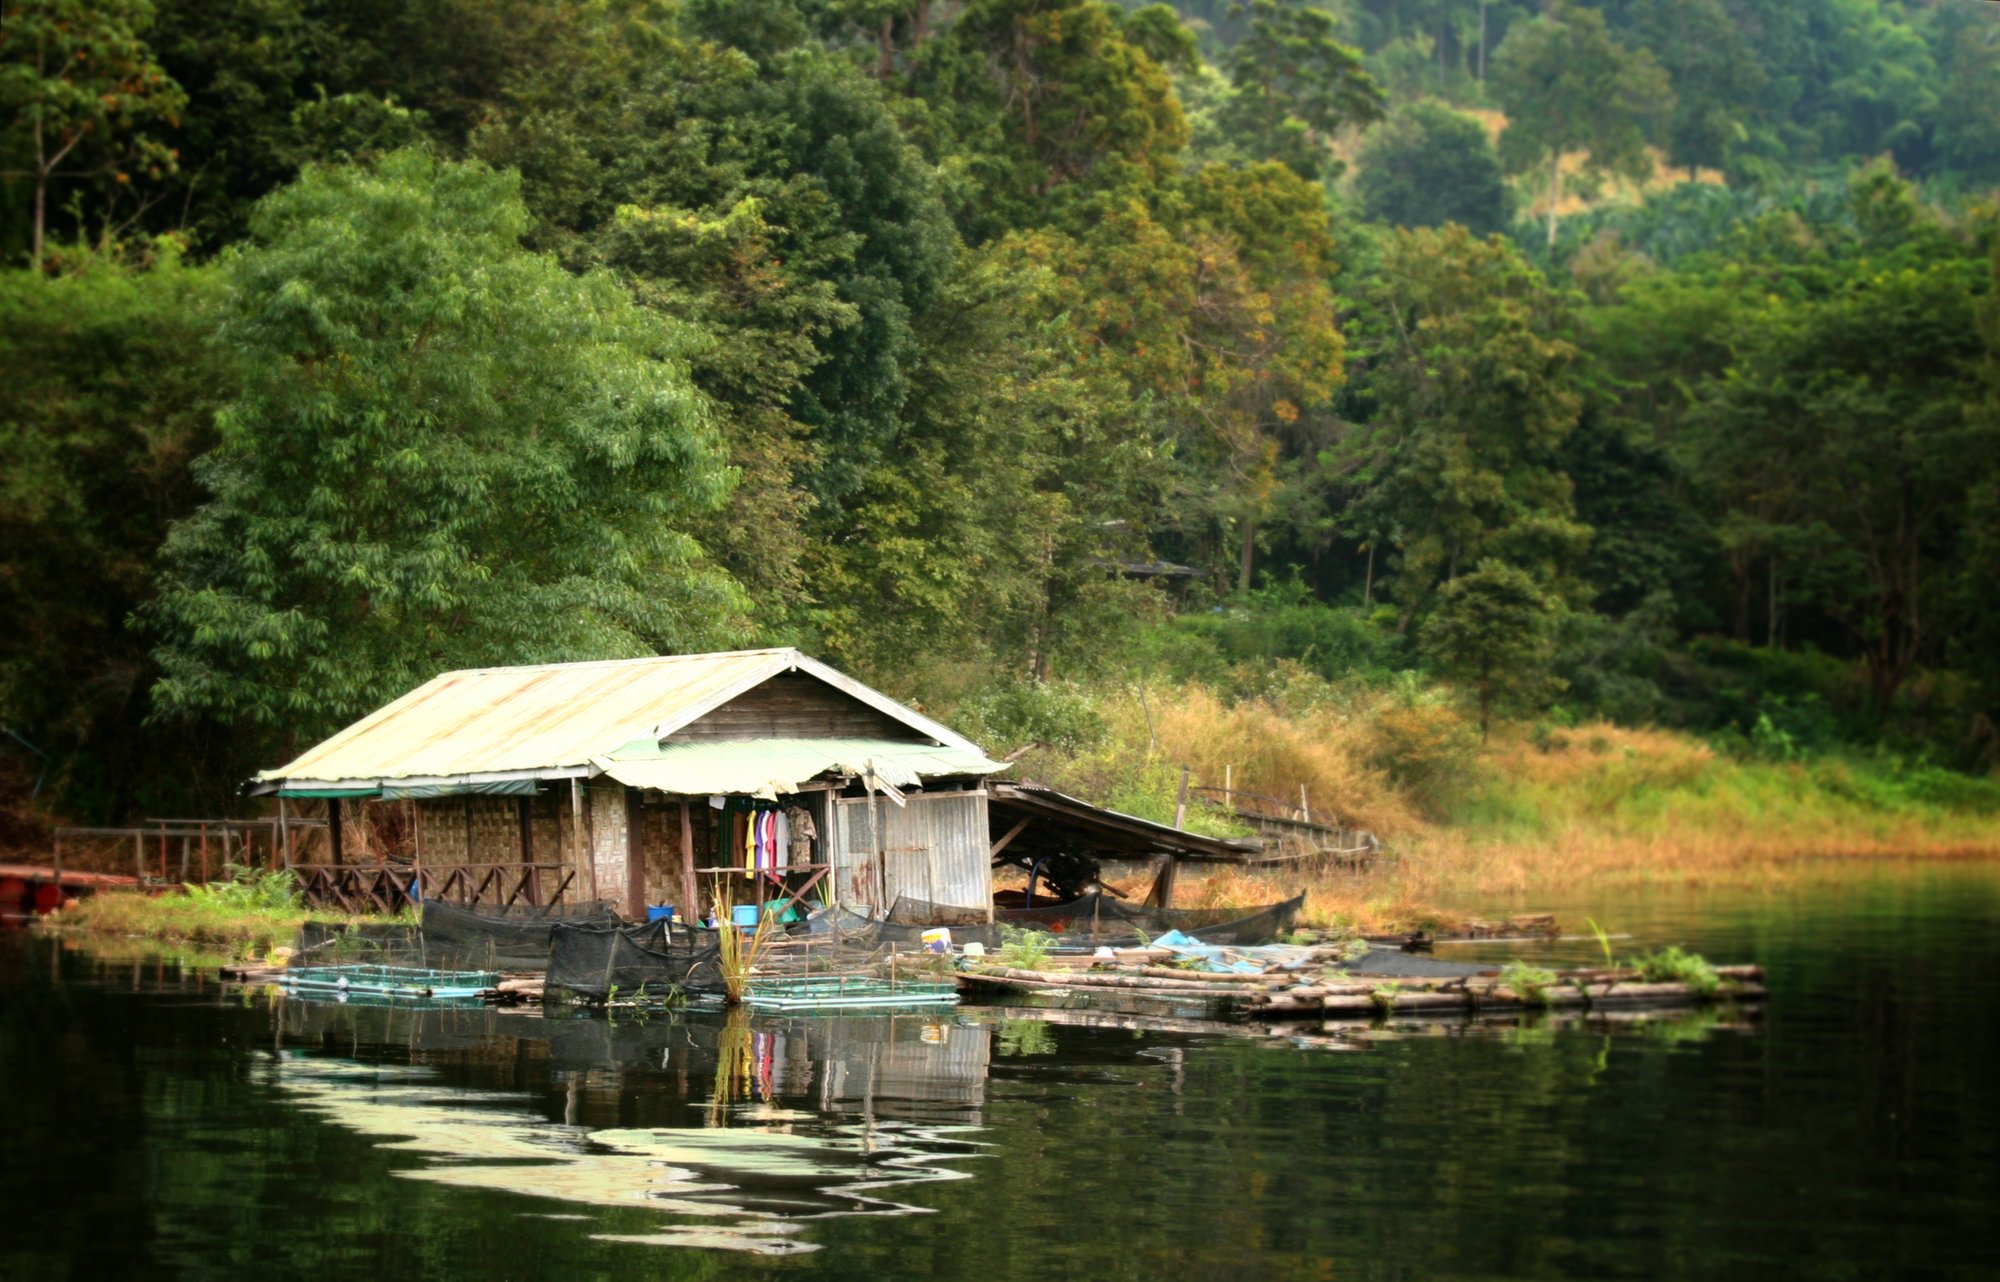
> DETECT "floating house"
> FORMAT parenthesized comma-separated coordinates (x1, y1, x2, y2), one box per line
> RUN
(252, 649, 1007, 921)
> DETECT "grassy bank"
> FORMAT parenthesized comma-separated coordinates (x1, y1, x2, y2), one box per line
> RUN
(47, 868, 387, 960)
(944, 675, 2000, 934)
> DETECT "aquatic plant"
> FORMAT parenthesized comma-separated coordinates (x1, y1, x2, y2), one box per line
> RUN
(1369, 981, 1403, 1014)
(1625, 946, 1719, 996)
(1584, 917, 1616, 969)
(710, 875, 780, 1004)
(1499, 961, 1558, 1007)
(996, 925, 1055, 970)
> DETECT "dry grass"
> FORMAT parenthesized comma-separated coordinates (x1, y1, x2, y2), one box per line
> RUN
(1058, 710, 2000, 934)
(1021, 681, 1427, 836)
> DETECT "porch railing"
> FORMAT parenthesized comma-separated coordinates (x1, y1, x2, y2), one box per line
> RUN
(295, 862, 576, 914)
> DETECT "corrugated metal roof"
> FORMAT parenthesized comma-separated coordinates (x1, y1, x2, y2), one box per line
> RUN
(593, 738, 1008, 799)
(258, 649, 983, 786)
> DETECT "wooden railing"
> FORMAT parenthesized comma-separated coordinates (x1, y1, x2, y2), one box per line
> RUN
(295, 862, 576, 914)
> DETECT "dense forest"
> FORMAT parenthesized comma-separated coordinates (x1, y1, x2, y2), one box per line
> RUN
(3, 0, 1997, 824)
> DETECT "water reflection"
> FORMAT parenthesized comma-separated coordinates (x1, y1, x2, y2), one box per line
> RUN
(262, 1003, 993, 1255)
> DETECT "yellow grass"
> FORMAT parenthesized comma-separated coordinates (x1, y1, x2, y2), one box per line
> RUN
(1031, 691, 2000, 934)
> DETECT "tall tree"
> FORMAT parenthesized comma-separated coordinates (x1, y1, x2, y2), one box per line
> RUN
(1330, 224, 1588, 627)
(1491, 3, 1673, 247)
(146, 150, 744, 742)
(1620, 0, 1765, 180)
(0, 0, 186, 266)
(1215, 0, 1384, 180)
(1678, 172, 1996, 708)
(1355, 100, 1511, 235)
(1419, 558, 1563, 741)
(0, 243, 227, 816)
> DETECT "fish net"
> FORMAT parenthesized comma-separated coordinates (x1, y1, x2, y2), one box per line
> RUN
(418, 899, 622, 970)
(545, 918, 724, 1001)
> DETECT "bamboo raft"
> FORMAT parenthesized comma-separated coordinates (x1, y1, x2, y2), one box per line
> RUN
(957, 962, 1766, 1022)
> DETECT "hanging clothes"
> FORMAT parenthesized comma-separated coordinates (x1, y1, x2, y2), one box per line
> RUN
(783, 804, 817, 867)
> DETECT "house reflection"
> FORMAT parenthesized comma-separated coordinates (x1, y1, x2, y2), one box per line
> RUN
(264, 1002, 993, 1255)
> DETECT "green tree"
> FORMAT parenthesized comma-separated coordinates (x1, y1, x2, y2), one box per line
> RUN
(1934, 13, 2000, 188)
(1420, 559, 1563, 740)
(146, 150, 744, 743)
(908, 0, 1189, 237)
(1329, 224, 1587, 628)
(0, 242, 228, 816)
(1491, 3, 1673, 248)
(1215, 0, 1383, 180)
(1677, 172, 1996, 708)
(1355, 100, 1511, 235)
(1620, 0, 1765, 180)
(0, 0, 187, 266)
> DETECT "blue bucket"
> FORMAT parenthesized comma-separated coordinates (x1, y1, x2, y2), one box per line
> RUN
(730, 904, 760, 928)
(647, 905, 675, 923)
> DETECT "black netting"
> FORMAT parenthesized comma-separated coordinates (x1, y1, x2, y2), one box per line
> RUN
(294, 918, 421, 959)
(418, 899, 621, 970)
(545, 919, 723, 1001)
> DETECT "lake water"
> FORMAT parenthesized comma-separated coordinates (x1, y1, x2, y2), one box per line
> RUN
(4, 862, 1997, 1280)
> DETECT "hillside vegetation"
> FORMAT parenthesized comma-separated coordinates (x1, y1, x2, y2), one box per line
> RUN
(2, 1, 1996, 864)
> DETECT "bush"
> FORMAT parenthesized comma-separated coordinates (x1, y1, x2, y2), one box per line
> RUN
(953, 681, 1107, 754)
(182, 864, 300, 912)
(1362, 697, 1482, 817)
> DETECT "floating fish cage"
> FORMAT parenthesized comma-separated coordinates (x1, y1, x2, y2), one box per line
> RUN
(740, 974, 960, 1012)
(277, 964, 499, 1001)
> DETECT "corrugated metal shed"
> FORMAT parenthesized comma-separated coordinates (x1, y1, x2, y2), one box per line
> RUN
(831, 791, 993, 916)
(257, 649, 982, 789)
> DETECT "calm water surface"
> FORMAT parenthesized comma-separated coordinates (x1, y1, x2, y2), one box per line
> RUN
(4, 862, 1997, 1281)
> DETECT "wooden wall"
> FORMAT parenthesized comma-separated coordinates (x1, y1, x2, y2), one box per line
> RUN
(665, 673, 925, 743)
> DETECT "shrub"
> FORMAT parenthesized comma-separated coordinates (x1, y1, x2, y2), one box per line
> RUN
(1362, 700, 1481, 816)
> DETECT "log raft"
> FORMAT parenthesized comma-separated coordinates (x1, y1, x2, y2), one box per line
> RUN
(957, 961, 1767, 1023)
(1243, 965, 1766, 1021)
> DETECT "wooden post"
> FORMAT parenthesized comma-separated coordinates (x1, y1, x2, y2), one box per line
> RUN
(572, 778, 596, 905)
(199, 823, 209, 884)
(1173, 764, 1190, 831)
(624, 788, 645, 921)
(463, 793, 475, 864)
(134, 832, 144, 884)
(678, 800, 698, 927)
(158, 823, 168, 881)
(1300, 785, 1311, 825)
(328, 801, 344, 867)
(517, 795, 535, 906)
(278, 797, 294, 870)
(1144, 854, 1178, 909)
(1224, 764, 1233, 808)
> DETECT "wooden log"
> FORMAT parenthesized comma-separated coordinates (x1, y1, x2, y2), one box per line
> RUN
(1131, 965, 1294, 985)
(968, 965, 1266, 996)
(1247, 975, 1770, 1020)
